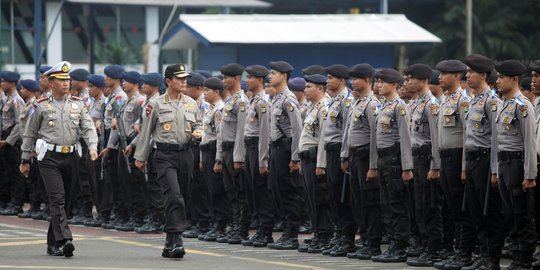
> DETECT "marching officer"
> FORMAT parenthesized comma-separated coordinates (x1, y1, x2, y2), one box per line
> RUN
(495, 60, 537, 269)
(370, 69, 414, 263)
(241, 65, 275, 247)
(134, 64, 202, 259)
(20, 61, 98, 257)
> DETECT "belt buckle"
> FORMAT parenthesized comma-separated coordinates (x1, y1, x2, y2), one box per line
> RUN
(61, 146, 70, 153)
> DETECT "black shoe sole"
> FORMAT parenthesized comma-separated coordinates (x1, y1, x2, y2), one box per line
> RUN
(170, 247, 185, 258)
(63, 242, 74, 258)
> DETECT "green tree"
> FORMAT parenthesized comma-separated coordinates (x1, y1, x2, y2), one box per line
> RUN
(95, 42, 137, 65)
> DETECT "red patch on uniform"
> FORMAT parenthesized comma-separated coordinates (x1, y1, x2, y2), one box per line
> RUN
(146, 105, 153, 116)
(138, 100, 144, 105)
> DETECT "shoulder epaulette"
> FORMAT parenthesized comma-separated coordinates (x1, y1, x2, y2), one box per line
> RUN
(71, 96, 82, 101)
(515, 97, 525, 106)
(36, 96, 48, 103)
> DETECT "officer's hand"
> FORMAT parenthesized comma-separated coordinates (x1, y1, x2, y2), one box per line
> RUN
(192, 130, 202, 141)
(95, 121, 102, 135)
(341, 160, 350, 174)
(124, 145, 133, 156)
(461, 170, 466, 183)
(199, 161, 203, 172)
(133, 124, 140, 134)
(523, 179, 536, 190)
(214, 162, 222, 173)
(490, 174, 498, 187)
(315, 167, 326, 177)
(100, 147, 110, 159)
(135, 160, 145, 172)
(402, 170, 413, 183)
(89, 149, 98, 161)
(111, 118, 118, 130)
(19, 163, 30, 177)
(234, 162, 244, 172)
(366, 169, 378, 181)
(427, 169, 440, 182)
(259, 166, 269, 176)
(0, 140, 7, 149)
(289, 161, 300, 173)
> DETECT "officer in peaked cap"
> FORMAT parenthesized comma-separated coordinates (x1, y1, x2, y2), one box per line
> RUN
(20, 61, 98, 257)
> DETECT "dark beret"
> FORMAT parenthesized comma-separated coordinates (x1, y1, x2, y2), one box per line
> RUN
(141, 73, 164, 87)
(495, 60, 527, 77)
(40, 65, 53, 74)
(406, 63, 433, 80)
(204, 77, 223, 91)
(349, 63, 375, 78)
(375, 69, 403, 83)
(216, 74, 224, 80)
(187, 72, 205, 86)
(164, 64, 190, 79)
(521, 77, 532, 91)
(245, 65, 269, 77)
(194, 70, 212, 79)
(159, 82, 166, 94)
(269, 61, 294, 73)
(88, 74, 105, 88)
(435, 60, 467, 73)
(301, 65, 325, 75)
(529, 60, 540, 73)
(288, 77, 306, 91)
(69, 68, 90, 81)
(1, 71, 20, 82)
(220, 63, 244, 77)
(304, 74, 327, 85)
(123, 71, 141, 84)
(21, 79, 40, 92)
(104, 65, 125, 79)
(429, 70, 440, 85)
(16, 81, 22, 91)
(325, 64, 350, 79)
(465, 54, 494, 73)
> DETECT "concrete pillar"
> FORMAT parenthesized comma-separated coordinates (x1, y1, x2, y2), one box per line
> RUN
(46, 1, 62, 64)
(145, 6, 159, 73)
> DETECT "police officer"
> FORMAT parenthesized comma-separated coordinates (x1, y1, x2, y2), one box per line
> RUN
(99, 65, 128, 229)
(241, 65, 275, 247)
(134, 64, 202, 259)
(20, 61, 98, 257)
(296, 74, 332, 253)
(183, 72, 212, 238)
(404, 64, 443, 267)
(198, 77, 232, 242)
(213, 63, 251, 244)
(39, 65, 53, 98)
(321, 64, 356, 257)
(370, 69, 414, 263)
(266, 61, 303, 250)
(433, 60, 477, 270)
(462, 54, 505, 270)
(131, 73, 166, 234)
(495, 60, 537, 269)
(340, 64, 382, 260)
(0, 71, 24, 216)
(530, 60, 540, 268)
(288, 77, 309, 120)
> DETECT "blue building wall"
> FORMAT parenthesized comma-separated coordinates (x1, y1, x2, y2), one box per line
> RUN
(197, 44, 394, 76)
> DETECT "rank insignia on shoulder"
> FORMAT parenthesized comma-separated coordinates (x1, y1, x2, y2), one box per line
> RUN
(36, 96, 48, 103)
(239, 102, 246, 112)
(288, 103, 294, 112)
(344, 99, 351, 108)
(520, 105, 528, 118)
(490, 100, 497, 112)
(398, 105, 406, 116)
(431, 103, 439, 116)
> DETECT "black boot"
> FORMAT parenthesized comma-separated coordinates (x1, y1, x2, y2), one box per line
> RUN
(169, 233, 185, 259)
(330, 230, 356, 257)
(252, 228, 274, 248)
(407, 250, 442, 267)
(162, 233, 173, 258)
(372, 241, 407, 263)
(269, 228, 299, 250)
(307, 234, 332, 253)
(242, 230, 261, 246)
(202, 221, 227, 242)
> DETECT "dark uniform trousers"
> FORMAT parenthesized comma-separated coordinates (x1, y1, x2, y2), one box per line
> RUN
(299, 147, 333, 236)
(350, 144, 382, 247)
(0, 131, 24, 207)
(412, 145, 443, 252)
(103, 128, 120, 218)
(377, 143, 411, 247)
(440, 149, 476, 253)
(186, 142, 211, 225)
(117, 142, 147, 221)
(144, 148, 164, 222)
(72, 140, 97, 216)
(200, 142, 231, 223)
(325, 142, 356, 237)
(221, 142, 251, 231)
(535, 160, 540, 243)
(465, 148, 504, 264)
(155, 144, 193, 233)
(497, 151, 537, 259)
(38, 151, 78, 246)
(27, 157, 44, 210)
(245, 137, 274, 229)
(268, 138, 301, 232)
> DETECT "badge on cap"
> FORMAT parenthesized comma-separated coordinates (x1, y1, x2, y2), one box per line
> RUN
(62, 63, 69, 73)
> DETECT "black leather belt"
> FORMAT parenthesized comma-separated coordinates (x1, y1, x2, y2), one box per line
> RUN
(222, 142, 235, 150)
(440, 148, 462, 158)
(245, 137, 259, 146)
(350, 144, 370, 153)
(465, 148, 490, 160)
(200, 141, 217, 151)
(324, 142, 341, 152)
(155, 142, 191, 152)
(412, 144, 430, 156)
(377, 143, 400, 158)
(270, 137, 291, 147)
(498, 151, 524, 162)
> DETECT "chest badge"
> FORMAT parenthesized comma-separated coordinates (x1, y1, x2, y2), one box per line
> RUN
(162, 123, 172, 131)
(48, 120, 55, 127)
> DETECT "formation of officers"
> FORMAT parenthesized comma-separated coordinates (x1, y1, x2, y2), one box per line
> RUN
(1, 54, 540, 269)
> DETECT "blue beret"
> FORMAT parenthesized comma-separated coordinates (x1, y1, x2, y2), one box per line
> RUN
(288, 77, 306, 91)
(465, 54, 493, 74)
(435, 60, 467, 73)
(1, 71, 20, 82)
(40, 65, 53, 74)
(245, 65, 269, 77)
(325, 64, 350, 79)
(69, 68, 90, 81)
(123, 71, 141, 84)
(216, 74, 224, 80)
(204, 77, 223, 91)
(187, 72, 205, 86)
(104, 64, 125, 79)
(495, 60, 527, 77)
(194, 70, 212, 79)
(159, 81, 167, 94)
(375, 69, 403, 83)
(349, 63, 375, 78)
(270, 61, 293, 73)
(88, 74, 105, 88)
(21, 79, 40, 92)
(220, 63, 244, 77)
(302, 65, 325, 75)
(304, 74, 327, 85)
(141, 73, 164, 87)
(16, 81, 22, 91)
(406, 63, 433, 80)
